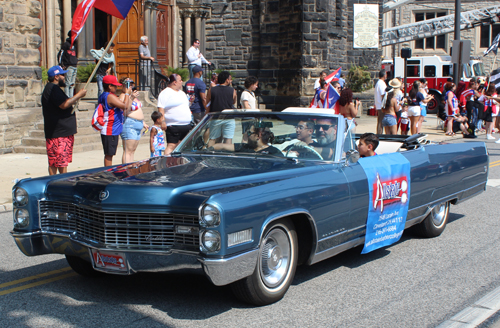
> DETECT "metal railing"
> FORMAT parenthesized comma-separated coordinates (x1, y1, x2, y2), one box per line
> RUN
(134, 59, 168, 99)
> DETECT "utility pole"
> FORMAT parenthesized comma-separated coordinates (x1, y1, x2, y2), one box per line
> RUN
(453, 0, 461, 83)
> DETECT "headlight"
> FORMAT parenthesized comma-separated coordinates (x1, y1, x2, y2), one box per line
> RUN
(13, 187, 28, 206)
(13, 209, 29, 228)
(199, 204, 220, 227)
(200, 230, 221, 252)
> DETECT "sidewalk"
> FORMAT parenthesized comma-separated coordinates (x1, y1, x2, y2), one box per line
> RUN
(0, 112, 455, 212)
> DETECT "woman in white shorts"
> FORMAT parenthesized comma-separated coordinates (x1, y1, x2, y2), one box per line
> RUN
(407, 81, 421, 135)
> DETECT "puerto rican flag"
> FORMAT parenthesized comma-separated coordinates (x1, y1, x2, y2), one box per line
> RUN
(325, 67, 342, 84)
(324, 83, 340, 113)
(71, 0, 135, 47)
(309, 88, 323, 108)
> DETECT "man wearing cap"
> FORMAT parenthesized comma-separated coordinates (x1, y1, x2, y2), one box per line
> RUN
(184, 65, 207, 124)
(98, 75, 133, 166)
(41, 66, 87, 175)
(186, 39, 211, 79)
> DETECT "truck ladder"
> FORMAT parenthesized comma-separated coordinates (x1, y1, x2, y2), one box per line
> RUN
(383, 0, 416, 14)
(382, 5, 500, 46)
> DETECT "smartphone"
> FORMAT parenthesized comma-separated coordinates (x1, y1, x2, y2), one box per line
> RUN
(132, 86, 137, 92)
(125, 81, 131, 89)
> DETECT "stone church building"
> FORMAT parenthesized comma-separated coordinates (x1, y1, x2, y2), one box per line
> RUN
(0, 0, 384, 153)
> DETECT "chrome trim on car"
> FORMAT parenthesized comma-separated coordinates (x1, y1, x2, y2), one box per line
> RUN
(310, 236, 365, 265)
(259, 209, 318, 263)
(200, 249, 259, 286)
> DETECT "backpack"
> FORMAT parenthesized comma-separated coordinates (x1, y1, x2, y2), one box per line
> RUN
(91, 104, 105, 131)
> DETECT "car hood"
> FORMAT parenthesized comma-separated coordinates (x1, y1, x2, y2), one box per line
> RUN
(45, 154, 323, 210)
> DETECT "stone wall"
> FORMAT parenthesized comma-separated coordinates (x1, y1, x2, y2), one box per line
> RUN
(0, 0, 43, 153)
(201, 0, 383, 110)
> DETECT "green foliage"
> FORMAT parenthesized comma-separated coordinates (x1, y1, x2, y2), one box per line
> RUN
(347, 65, 372, 92)
(41, 66, 48, 83)
(162, 66, 189, 82)
(76, 64, 97, 83)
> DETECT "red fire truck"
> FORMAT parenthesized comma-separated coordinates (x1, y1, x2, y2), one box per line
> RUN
(381, 55, 483, 113)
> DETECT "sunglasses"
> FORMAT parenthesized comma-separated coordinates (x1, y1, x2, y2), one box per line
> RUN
(247, 130, 257, 137)
(315, 124, 334, 131)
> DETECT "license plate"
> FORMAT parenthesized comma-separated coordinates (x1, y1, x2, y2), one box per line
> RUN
(91, 249, 128, 272)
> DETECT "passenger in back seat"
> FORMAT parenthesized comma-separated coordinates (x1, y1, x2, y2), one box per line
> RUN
(358, 133, 379, 158)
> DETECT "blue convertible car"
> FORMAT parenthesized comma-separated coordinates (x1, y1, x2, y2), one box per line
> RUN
(11, 109, 488, 305)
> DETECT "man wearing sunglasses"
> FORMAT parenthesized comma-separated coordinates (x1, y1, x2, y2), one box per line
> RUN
(311, 118, 337, 160)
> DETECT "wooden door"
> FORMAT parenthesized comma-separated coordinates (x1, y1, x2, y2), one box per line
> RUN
(112, 1, 143, 82)
(156, 4, 172, 68)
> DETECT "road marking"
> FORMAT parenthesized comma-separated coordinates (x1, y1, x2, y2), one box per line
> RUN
(490, 160, 500, 165)
(437, 285, 500, 328)
(0, 272, 77, 296)
(491, 163, 500, 168)
(0, 267, 75, 296)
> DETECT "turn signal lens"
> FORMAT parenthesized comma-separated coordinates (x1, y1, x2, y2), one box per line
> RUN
(228, 229, 252, 247)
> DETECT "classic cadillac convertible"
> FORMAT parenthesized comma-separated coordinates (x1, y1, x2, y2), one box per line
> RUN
(11, 109, 488, 305)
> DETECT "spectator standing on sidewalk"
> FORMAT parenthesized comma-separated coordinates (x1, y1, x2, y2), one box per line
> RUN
(374, 70, 387, 134)
(138, 36, 154, 90)
(186, 39, 211, 79)
(42, 66, 87, 175)
(240, 76, 259, 110)
(58, 31, 78, 98)
(90, 42, 116, 99)
(184, 65, 207, 124)
(98, 76, 133, 166)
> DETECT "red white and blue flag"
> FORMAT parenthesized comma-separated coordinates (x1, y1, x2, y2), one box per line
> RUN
(325, 67, 342, 84)
(324, 84, 340, 113)
(309, 88, 323, 108)
(71, 0, 135, 47)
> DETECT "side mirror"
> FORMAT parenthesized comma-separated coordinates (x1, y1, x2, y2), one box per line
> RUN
(344, 150, 360, 166)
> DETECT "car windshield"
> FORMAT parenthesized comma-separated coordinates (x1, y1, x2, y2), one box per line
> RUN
(473, 63, 485, 77)
(177, 112, 341, 161)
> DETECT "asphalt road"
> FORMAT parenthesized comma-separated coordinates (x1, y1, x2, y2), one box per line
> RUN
(1, 137, 500, 328)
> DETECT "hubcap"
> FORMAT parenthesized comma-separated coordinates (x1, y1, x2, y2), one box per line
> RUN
(432, 202, 448, 227)
(260, 228, 291, 289)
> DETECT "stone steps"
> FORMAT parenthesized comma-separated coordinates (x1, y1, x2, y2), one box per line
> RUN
(14, 92, 157, 154)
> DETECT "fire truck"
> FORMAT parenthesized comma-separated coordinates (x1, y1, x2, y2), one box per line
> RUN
(381, 55, 485, 113)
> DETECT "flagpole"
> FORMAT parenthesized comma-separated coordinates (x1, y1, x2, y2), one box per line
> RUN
(72, 19, 125, 114)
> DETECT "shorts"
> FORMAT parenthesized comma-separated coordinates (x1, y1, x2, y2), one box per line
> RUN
(400, 122, 409, 132)
(209, 119, 236, 140)
(420, 105, 427, 117)
(165, 124, 192, 143)
(121, 117, 144, 140)
(101, 134, 119, 156)
(46, 135, 74, 167)
(484, 109, 493, 123)
(382, 114, 397, 127)
(408, 106, 421, 117)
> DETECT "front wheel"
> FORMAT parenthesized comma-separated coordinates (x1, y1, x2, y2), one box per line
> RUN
(416, 201, 450, 238)
(231, 219, 298, 306)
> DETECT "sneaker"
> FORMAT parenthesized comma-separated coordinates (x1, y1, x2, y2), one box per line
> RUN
(464, 134, 478, 138)
(496, 139, 500, 144)
(487, 134, 496, 140)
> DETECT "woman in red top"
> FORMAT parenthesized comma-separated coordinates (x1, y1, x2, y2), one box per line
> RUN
(444, 82, 459, 136)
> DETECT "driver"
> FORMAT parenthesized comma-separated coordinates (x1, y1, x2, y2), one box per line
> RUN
(212, 123, 283, 156)
(311, 118, 337, 160)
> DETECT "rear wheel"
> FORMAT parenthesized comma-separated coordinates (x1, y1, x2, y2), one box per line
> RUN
(231, 219, 298, 306)
(427, 92, 441, 114)
(65, 255, 103, 277)
(416, 201, 450, 238)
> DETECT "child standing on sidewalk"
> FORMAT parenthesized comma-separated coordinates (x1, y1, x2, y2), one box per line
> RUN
(150, 111, 166, 157)
(399, 103, 410, 136)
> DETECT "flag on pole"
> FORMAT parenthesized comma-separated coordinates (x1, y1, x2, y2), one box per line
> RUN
(325, 67, 342, 84)
(484, 33, 500, 57)
(94, 0, 136, 20)
(70, 0, 96, 47)
(490, 68, 500, 88)
(324, 84, 340, 112)
(70, 0, 136, 47)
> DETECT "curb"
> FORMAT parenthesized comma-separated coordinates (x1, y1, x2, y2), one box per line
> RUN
(1, 203, 13, 213)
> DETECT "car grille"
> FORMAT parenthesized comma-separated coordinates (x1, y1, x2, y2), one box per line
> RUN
(39, 200, 199, 250)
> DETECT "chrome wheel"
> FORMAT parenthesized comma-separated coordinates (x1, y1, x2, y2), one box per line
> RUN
(416, 201, 450, 238)
(431, 202, 448, 228)
(260, 228, 291, 289)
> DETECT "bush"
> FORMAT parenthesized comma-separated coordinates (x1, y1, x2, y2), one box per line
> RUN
(162, 66, 189, 82)
(41, 66, 48, 83)
(347, 65, 372, 92)
(76, 64, 97, 83)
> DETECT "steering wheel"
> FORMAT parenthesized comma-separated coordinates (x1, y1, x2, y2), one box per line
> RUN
(285, 144, 323, 160)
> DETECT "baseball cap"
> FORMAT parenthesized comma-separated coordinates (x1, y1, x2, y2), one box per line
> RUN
(47, 65, 68, 77)
(103, 75, 122, 86)
(192, 66, 204, 73)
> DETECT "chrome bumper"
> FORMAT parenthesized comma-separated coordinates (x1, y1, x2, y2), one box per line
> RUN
(11, 230, 258, 286)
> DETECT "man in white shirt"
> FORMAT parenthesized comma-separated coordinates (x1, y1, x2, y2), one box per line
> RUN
(186, 39, 211, 79)
(313, 71, 327, 90)
(374, 70, 387, 134)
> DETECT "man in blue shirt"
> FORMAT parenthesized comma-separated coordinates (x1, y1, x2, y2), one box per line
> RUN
(184, 65, 207, 124)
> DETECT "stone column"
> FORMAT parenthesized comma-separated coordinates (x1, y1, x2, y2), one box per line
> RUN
(195, 16, 202, 41)
(46, 0, 57, 68)
(183, 15, 192, 64)
(63, 0, 72, 38)
(150, 5, 158, 58)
